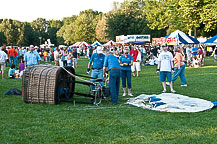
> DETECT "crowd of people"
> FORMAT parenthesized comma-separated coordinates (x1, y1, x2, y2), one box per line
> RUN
(0, 43, 216, 104)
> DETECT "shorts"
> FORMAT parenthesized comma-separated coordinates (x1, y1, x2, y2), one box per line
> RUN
(0, 62, 5, 71)
(73, 58, 77, 63)
(160, 71, 171, 82)
(131, 62, 141, 72)
(214, 54, 217, 58)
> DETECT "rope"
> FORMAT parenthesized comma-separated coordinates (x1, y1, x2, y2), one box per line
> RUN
(61, 67, 96, 86)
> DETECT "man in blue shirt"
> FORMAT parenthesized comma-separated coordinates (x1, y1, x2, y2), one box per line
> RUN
(87, 46, 105, 90)
(67, 47, 73, 53)
(24, 45, 41, 67)
(103, 51, 121, 104)
(192, 45, 199, 56)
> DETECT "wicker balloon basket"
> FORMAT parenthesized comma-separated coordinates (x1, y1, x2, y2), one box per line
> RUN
(22, 65, 75, 104)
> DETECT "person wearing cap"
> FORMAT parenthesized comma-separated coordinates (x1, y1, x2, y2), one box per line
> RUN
(103, 50, 121, 104)
(24, 45, 41, 67)
(119, 48, 133, 96)
(87, 46, 105, 90)
(156, 45, 176, 93)
(171, 48, 187, 87)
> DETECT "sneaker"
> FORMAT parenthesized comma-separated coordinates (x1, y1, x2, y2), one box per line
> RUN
(122, 93, 126, 96)
(128, 93, 133, 97)
(162, 89, 166, 93)
(171, 89, 176, 93)
(181, 84, 188, 87)
(166, 82, 170, 86)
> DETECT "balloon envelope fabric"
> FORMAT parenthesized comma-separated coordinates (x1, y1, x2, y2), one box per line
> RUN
(127, 93, 216, 113)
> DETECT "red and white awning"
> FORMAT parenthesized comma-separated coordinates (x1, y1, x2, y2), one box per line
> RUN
(103, 40, 116, 46)
(72, 42, 81, 47)
(78, 41, 90, 47)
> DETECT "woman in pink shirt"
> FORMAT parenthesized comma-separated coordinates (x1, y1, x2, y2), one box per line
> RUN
(198, 47, 204, 66)
(171, 48, 187, 87)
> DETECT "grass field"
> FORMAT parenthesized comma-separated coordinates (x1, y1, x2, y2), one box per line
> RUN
(0, 57, 217, 144)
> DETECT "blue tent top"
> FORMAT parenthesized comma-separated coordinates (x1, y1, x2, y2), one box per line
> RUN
(91, 41, 102, 46)
(204, 35, 217, 44)
(164, 30, 200, 44)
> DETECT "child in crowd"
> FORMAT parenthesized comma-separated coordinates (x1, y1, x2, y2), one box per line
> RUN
(43, 50, 48, 62)
(146, 57, 155, 65)
(19, 58, 25, 77)
(8, 64, 16, 79)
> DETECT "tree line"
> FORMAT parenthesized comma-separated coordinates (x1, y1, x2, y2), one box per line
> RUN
(0, 0, 216, 46)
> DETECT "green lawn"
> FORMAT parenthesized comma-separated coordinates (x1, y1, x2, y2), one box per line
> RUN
(0, 57, 217, 144)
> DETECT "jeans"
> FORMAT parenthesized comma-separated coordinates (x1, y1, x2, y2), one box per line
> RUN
(90, 69, 104, 90)
(141, 53, 145, 63)
(63, 60, 67, 67)
(109, 69, 121, 104)
(121, 70, 131, 88)
(9, 56, 15, 66)
(14, 56, 19, 66)
(172, 65, 187, 85)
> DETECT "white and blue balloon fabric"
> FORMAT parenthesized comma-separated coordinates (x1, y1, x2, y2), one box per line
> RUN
(127, 93, 217, 113)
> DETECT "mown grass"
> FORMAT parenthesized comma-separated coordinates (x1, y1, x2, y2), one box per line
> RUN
(0, 56, 217, 144)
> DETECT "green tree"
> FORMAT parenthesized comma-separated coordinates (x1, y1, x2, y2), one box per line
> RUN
(62, 16, 77, 25)
(47, 20, 63, 46)
(200, 0, 217, 32)
(143, 0, 217, 37)
(73, 9, 101, 43)
(0, 19, 21, 45)
(0, 32, 6, 45)
(31, 18, 49, 45)
(106, 0, 166, 41)
(17, 22, 34, 46)
(96, 14, 109, 43)
(56, 16, 77, 45)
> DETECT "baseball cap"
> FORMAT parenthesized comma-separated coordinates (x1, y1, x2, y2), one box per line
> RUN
(97, 46, 103, 54)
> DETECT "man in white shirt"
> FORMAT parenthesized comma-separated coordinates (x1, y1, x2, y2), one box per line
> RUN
(0, 47, 8, 79)
(186, 46, 191, 66)
(157, 45, 175, 93)
(54, 48, 60, 66)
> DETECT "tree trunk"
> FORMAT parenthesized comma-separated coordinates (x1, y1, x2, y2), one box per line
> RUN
(194, 27, 197, 38)
(188, 29, 192, 36)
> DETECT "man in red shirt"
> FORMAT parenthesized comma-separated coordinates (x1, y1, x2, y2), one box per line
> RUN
(8, 47, 18, 66)
(130, 46, 141, 77)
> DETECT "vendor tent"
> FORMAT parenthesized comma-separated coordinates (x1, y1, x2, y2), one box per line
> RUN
(78, 41, 90, 47)
(204, 35, 217, 44)
(164, 30, 200, 44)
(72, 42, 81, 47)
(91, 41, 102, 47)
(103, 40, 115, 46)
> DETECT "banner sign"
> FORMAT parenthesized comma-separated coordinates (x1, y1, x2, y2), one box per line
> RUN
(152, 38, 166, 45)
(166, 38, 178, 45)
(152, 38, 178, 45)
(116, 35, 150, 44)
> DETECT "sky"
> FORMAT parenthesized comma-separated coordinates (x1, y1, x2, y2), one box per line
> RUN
(0, 0, 124, 22)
